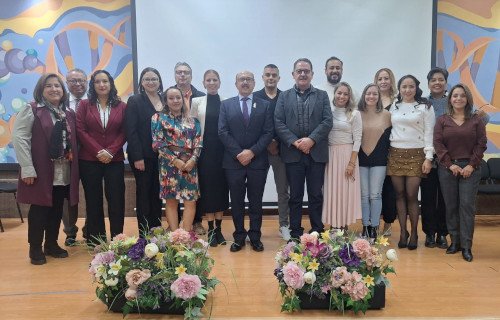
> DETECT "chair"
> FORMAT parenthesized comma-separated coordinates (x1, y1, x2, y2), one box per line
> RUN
(477, 158, 500, 195)
(0, 181, 24, 232)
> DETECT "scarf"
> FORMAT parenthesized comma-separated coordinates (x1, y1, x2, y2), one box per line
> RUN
(43, 99, 73, 161)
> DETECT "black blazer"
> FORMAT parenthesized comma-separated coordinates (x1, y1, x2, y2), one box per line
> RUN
(125, 93, 160, 162)
(218, 96, 273, 170)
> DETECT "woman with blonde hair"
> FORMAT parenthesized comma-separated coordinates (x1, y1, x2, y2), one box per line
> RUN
(322, 82, 362, 230)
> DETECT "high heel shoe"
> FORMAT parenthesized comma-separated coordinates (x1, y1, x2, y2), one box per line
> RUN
(407, 235, 418, 250)
(398, 230, 409, 248)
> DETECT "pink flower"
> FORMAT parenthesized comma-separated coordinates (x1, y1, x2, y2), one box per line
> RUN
(340, 271, 369, 301)
(170, 274, 202, 300)
(125, 269, 151, 287)
(321, 284, 332, 293)
(281, 241, 296, 258)
(282, 261, 305, 290)
(300, 233, 318, 246)
(125, 287, 138, 300)
(352, 238, 371, 259)
(331, 266, 351, 288)
(169, 228, 192, 245)
(89, 251, 115, 274)
(112, 233, 128, 242)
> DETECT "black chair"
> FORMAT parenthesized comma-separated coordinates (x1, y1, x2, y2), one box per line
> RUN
(0, 181, 24, 232)
(477, 158, 500, 195)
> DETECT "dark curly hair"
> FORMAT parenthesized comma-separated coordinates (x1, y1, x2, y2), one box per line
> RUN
(395, 74, 430, 109)
(88, 69, 120, 107)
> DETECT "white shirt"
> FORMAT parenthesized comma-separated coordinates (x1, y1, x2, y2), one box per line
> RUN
(68, 93, 87, 111)
(238, 94, 253, 117)
(328, 106, 362, 151)
(389, 101, 435, 159)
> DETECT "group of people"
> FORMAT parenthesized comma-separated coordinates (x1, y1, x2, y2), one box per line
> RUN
(12, 56, 488, 265)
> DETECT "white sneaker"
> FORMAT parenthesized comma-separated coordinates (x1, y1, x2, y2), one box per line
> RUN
(245, 235, 250, 242)
(280, 226, 291, 241)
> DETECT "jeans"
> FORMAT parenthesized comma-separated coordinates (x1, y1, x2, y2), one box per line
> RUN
(438, 162, 481, 249)
(359, 166, 386, 227)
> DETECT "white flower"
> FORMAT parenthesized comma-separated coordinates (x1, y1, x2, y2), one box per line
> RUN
(95, 264, 107, 280)
(386, 249, 398, 261)
(144, 243, 159, 258)
(108, 261, 122, 276)
(335, 229, 344, 237)
(310, 231, 319, 239)
(275, 252, 283, 263)
(303, 271, 316, 284)
(104, 277, 119, 287)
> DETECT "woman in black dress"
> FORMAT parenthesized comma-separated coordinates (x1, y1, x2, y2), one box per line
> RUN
(190, 70, 229, 246)
(125, 67, 164, 236)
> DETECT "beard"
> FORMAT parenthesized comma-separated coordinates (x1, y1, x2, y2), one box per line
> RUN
(327, 73, 341, 85)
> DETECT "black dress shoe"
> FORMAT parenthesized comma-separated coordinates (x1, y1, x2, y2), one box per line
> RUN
(462, 249, 473, 262)
(65, 237, 77, 247)
(424, 234, 436, 248)
(436, 235, 448, 249)
(407, 235, 418, 250)
(398, 230, 409, 248)
(250, 240, 264, 252)
(44, 244, 69, 258)
(446, 242, 461, 254)
(230, 241, 245, 252)
(207, 229, 218, 247)
(29, 246, 47, 265)
(215, 227, 226, 245)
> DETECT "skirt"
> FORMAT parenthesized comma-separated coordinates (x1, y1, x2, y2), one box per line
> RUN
(387, 147, 426, 178)
(322, 144, 362, 227)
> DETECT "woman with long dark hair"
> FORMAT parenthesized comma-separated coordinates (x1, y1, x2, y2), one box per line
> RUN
(388, 75, 434, 250)
(13, 73, 79, 264)
(76, 70, 127, 245)
(434, 84, 487, 262)
(126, 67, 164, 235)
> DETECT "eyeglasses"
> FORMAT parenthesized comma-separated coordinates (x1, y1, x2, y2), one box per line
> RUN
(67, 79, 87, 85)
(238, 77, 255, 83)
(295, 69, 311, 75)
(175, 70, 191, 76)
(142, 78, 159, 83)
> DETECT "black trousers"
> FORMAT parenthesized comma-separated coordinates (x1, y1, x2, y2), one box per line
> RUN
(381, 175, 397, 223)
(80, 160, 125, 243)
(131, 158, 163, 235)
(420, 167, 448, 236)
(226, 167, 268, 243)
(28, 185, 68, 247)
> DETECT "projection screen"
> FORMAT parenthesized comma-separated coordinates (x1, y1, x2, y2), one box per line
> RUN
(135, 0, 434, 204)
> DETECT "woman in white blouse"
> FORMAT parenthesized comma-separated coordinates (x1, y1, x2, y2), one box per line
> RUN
(388, 75, 434, 250)
(322, 82, 362, 230)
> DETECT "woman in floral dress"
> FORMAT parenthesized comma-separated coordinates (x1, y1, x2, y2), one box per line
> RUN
(151, 86, 202, 231)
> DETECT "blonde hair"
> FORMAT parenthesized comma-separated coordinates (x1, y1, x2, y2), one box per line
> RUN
(374, 68, 397, 101)
(333, 82, 356, 120)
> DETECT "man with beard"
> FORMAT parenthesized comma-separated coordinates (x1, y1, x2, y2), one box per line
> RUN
(253, 64, 290, 241)
(274, 58, 333, 240)
(219, 71, 273, 252)
(321, 56, 343, 105)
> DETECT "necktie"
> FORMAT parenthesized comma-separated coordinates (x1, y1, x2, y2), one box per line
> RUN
(74, 98, 81, 111)
(242, 97, 250, 126)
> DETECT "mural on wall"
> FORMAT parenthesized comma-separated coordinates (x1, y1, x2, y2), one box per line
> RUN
(436, 0, 500, 156)
(0, 0, 132, 163)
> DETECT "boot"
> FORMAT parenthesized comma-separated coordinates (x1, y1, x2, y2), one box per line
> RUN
(362, 226, 370, 238)
(369, 226, 378, 239)
(29, 246, 47, 265)
(207, 227, 217, 247)
(215, 219, 226, 245)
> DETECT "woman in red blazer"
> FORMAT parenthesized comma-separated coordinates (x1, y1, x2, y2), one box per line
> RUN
(76, 70, 127, 245)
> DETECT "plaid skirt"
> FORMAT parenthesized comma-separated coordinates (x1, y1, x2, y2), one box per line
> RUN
(387, 147, 426, 178)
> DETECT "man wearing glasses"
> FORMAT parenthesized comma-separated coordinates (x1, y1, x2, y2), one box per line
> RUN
(173, 62, 207, 235)
(63, 68, 88, 246)
(218, 71, 273, 252)
(274, 58, 333, 240)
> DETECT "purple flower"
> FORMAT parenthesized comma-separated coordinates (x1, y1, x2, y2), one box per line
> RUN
(127, 238, 147, 261)
(317, 243, 333, 263)
(339, 244, 361, 267)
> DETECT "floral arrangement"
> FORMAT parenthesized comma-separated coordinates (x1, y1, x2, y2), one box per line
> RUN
(89, 227, 219, 319)
(274, 230, 397, 314)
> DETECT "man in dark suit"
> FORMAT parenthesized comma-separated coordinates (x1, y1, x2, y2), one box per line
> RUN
(173, 62, 207, 235)
(218, 71, 273, 252)
(274, 58, 333, 240)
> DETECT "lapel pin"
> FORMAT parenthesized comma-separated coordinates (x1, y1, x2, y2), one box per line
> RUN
(252, 103, 256, 109)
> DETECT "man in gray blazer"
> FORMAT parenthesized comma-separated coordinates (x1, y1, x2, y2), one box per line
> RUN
(274, 58, 333, 240)
(219, 71, 273, 252)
